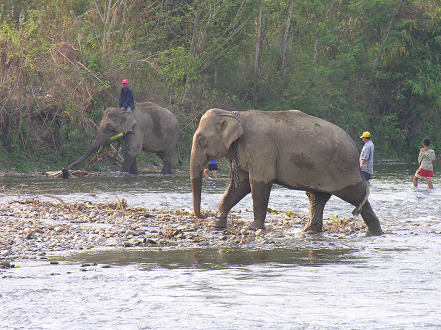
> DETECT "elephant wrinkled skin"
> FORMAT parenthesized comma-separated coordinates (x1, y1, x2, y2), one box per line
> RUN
(68, 102, 180, 175)
(190, 109, 383, 236)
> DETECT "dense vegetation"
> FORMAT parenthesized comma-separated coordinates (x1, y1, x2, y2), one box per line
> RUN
(1, 0, 440, 172)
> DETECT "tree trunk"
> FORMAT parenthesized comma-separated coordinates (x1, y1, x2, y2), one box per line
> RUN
(313, 0, 338, 64)
(252, 0, 264, 108)
(281, 0, 294, 74)
(373, 0, 404, 71)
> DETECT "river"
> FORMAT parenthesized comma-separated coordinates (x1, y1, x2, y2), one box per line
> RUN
(1, 163, 441, 329)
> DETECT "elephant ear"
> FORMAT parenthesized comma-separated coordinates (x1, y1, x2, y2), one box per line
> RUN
(121, 111, 136, 134)
(220, 115, 243, 150)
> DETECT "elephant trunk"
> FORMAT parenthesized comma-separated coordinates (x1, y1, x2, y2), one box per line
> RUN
(191, 177, 203, 218)
(190, 141, 205, 218)
(67, 134, 109, 170)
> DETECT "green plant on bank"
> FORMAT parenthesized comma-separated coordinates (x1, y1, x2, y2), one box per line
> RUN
(328, 214, 347, 223)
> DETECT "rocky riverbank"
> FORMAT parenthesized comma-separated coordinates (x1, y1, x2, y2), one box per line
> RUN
(0, 198, 366, 264)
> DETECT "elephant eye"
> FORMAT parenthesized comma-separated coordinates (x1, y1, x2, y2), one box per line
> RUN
(198, 135, 206, 148)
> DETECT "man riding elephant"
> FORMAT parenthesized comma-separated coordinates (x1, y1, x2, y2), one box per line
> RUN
(119, 79, 135, 112)
(119, 79, 135, 152)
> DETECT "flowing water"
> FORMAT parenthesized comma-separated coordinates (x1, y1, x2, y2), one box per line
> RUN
(1, 163, 441, 329)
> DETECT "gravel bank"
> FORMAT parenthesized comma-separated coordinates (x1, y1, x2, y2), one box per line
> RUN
(0, 199, 366, 263)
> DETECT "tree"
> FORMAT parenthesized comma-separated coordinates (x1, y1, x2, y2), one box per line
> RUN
(252, 0, 263, 107)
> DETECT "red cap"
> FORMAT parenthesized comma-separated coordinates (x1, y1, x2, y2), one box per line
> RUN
(121, 79, 128, 85)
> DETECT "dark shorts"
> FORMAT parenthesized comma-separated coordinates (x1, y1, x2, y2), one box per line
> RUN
(361, 171, 372, 181)
(208, 163, 218, 171)
(121, 106, 134, 112)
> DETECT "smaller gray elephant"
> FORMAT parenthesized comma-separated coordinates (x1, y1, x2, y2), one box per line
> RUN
(67, 102, 180, 174)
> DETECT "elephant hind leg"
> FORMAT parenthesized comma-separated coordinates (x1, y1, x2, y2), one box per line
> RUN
(360, 201, 383, 236)
(334, 182, 383, 236)
(302, 191, 331, 233)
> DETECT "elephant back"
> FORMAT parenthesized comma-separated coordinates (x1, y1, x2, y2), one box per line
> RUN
(135, 102, 180, 141)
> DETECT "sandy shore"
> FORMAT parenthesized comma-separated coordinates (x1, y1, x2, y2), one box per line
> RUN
(0, 198, 366, 265)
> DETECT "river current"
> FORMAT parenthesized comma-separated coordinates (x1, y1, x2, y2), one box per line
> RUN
(1, 163, 441, 329)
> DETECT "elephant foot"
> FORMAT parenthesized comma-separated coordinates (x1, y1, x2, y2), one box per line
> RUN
(208, 217, 227, 229)
(248, 221, 265, 230)
(194, 212, 207, 219)
(365, 227, 384, 236)
(301, 225, 323, 234)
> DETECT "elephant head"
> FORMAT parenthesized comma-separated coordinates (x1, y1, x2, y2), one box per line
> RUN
(190, 109, 243, 218)
(67, 107, 136, 170)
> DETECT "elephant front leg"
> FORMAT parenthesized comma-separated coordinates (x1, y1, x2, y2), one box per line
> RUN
(250, 180, 273, 230)
(122, 154, 137, 174)
(129, 158, 138, 174)
(212, 177, 251, 228)
(122, 132, 141, 174)
(302, 191, 331, 233)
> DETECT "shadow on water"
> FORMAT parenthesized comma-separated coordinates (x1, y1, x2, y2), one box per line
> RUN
(57, 247, 362, 270)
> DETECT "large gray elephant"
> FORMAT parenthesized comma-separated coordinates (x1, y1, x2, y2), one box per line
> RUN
(190, 109, 383, 236)
(67, 102, 180, 175)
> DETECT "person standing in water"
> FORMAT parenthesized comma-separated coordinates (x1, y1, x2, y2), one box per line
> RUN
(204, 160, 220, 179)
(413, 138, 436, 189)
(359, 131, 374, 184)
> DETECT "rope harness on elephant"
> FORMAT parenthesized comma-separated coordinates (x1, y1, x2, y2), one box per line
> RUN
(231, 111, 240, 190)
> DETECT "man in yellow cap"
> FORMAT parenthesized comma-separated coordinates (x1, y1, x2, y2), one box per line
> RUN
(359, 131, 374, 184)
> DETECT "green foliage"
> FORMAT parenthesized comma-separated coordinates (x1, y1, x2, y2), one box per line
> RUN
(1, 0, 440, 172)
(328, 214, 347, 223)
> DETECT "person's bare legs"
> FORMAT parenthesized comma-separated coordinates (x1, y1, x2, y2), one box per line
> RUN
(427, 177, 434, 189)
(213, 170, 217, 179)
(413, 175, 419, 188)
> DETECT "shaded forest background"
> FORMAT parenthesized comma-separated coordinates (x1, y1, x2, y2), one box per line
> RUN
(0, 0, 440, 172)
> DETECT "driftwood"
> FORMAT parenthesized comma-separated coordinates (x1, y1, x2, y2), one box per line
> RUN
(45, 170, 99, 178)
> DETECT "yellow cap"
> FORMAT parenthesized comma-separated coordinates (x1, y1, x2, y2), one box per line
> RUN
(360, 131, 371, 138)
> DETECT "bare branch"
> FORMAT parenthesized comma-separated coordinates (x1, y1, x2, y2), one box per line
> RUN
(281, 0, 294, 73)
(373, 0, 404, 71)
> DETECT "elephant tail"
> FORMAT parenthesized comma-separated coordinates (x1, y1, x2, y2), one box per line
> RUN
(352, 180, 369, 216)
